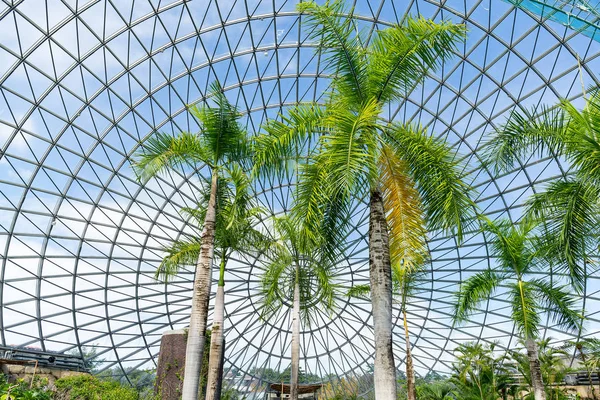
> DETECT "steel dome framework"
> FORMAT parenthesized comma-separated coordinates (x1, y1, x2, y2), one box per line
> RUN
(0, 0, 599, 395)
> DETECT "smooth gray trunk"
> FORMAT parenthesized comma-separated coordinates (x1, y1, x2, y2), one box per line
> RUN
(526, 338, 547, 400)
(205, 284, 225, 400)
(403, 309, 416, 400)
(369, 190, 397, 400)
(290, 269, 300, 400)
(181, 169, 218, 400)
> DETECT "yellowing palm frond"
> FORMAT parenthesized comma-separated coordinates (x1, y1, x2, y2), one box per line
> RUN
(379, 143, 427, 275)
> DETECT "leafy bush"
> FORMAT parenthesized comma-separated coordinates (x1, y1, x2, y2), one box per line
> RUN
(54, 375, 139, 400)
(0, 375, 52, 400)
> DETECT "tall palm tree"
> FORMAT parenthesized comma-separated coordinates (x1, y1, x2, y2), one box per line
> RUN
(157, 167, 268, 400)
(484, 92, 600, 294)
(453, 218, 582, 400)
(259, 215, 338, 400)
(131, 82, 247, 400)
(348, 264, 428, 400)
(254, 2, 474, 398)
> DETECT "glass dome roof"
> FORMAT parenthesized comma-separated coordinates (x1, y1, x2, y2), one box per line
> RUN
(1, 0, 599, 393)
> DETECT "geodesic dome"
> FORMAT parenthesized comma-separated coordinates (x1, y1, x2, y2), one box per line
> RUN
(1, 0, 599, 394)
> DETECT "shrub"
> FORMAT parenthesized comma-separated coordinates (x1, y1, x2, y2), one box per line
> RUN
(54, 375, 139, 400)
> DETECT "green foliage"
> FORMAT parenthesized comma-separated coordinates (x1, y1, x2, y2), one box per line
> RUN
(54, 375, 139, 400)
(0, 375, 52, 400)
(484, 92, 600, 293)
(453, 218, 582, 341)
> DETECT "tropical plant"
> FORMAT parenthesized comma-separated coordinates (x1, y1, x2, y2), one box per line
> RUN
(483, 91, 600, 294)
(564, 338, 600, 399)
(131, 81, 247, 400)
(157, 167, 267, 400)
(254, 2, 473, 398)
(416, 380, 457, 400)
(511, 338, 573, 400)
(259, 215, 338, 400)
(453, 218, 583, 400)
(450, 342, 513, 400)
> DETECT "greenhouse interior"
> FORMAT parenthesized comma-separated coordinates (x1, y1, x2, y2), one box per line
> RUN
(1, 0, 600, 399)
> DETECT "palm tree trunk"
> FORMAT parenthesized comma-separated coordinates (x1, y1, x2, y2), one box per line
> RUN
(526, 338, 547, 400)
(181, 168, 218, 400)
(402, 309, 416, 400)
(578, 347, 597, 400)
(205, 257, 227, 400)
(290, 265, 300, 400)
(369, 189, 397, 400)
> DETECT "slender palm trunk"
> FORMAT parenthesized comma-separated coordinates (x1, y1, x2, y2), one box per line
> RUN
(578, 348, 597, 400)
(402, 309, 416, 400)
(181, 169, 218, 400)
(290, 264, 300, 400)
(369, 189, 397, 400)
(205, 257, 227, 400)
(526, 338, 547, 400)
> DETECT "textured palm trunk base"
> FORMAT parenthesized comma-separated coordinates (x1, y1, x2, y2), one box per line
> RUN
(526, 338, 547, 400)
(181, 170, 218, 400)
(205, 285, 225, 400)
(369, 190, 397, 400)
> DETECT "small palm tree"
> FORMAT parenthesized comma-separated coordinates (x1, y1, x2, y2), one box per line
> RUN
(259, 215, 338, 400)
(254, 3, 474, 397)
(131, 82, 247, 400)
(484, 92, 600, 294)
(451, 342, 510, 400)
(562, 338, 599, 400)
(417, 381, 457, 400)
(453, 218, 582, 400)
(157, 167, 268, 400)
(564, 338, 600, 399)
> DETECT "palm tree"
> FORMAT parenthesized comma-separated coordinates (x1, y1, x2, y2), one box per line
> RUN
(259, 215, 338, 400)
(564, 338, 600, 399)
(453, 218, 582, 400)
(254, 2, 474, 398)
(562, 338, 599, 400)
(484, 92, 600, 294)
(157, 167, 267, 400)
(131, 82, 247, 400)
(451, 342, 511, 400)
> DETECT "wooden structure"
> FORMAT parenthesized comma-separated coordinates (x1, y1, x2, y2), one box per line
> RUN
(266, 383, 322, 399)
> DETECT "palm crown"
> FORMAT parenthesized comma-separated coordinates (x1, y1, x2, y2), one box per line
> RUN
(254, 0, 475, 272)
(454, 218, 581, 340)
(260, 215, 338, 325)
(484, 92, 600, 293)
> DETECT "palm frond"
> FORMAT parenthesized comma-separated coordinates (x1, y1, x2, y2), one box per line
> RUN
(509, 280, 541, 340)
(483, 105, 567, 174)
(188, 82, 247, 164)
(322, 98, 380, 191)
(253, 104, 326, 178)
(369, 17, 466, 103)
(386, 123, 476, 243)
(131, 131, 210, 183)
(454, 269, 503, 324)
(297, 0, 367, 105)
(526, 178, 597, 292)
(156, 239, 201, 282)
(481, 218, 536, 277)
(379, 142, 428, 275)
(531, 279, 582, 334)
(259, 251, 293, 321)
(347, 284, 371, 300)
